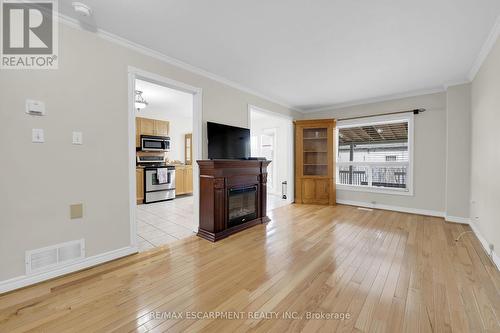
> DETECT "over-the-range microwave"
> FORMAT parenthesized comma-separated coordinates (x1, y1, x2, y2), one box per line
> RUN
(140, 135, 171, 151)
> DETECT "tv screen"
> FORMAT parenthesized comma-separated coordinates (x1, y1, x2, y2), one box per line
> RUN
(207, 122, 250, 159)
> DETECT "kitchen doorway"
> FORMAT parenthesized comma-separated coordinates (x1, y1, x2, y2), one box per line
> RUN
(128, 67, 202, 251)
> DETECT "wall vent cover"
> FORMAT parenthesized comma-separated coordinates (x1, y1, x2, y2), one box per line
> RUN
(25, 239, 85, 275)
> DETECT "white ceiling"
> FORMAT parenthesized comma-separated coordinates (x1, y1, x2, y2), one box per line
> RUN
(135, 79, 193, 120)
(60, 0, 500, 111)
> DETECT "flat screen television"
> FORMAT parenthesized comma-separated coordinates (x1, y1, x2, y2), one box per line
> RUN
(207, 122, 251, 159)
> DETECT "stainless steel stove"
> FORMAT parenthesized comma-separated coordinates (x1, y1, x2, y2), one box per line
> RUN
(137, 155, 176, 203)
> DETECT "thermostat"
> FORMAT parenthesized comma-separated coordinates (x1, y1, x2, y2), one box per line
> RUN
(26, 100, 46, 116)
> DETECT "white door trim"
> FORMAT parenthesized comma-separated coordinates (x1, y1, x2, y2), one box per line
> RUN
(260, 128, 278, 193)
(128, 66, 203, 244)
(248, 104, 295, 204)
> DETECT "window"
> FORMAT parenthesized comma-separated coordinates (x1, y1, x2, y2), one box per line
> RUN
(336, 114, 413, 195)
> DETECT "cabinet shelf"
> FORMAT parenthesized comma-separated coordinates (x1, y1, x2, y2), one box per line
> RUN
(303, 137, 327, 140)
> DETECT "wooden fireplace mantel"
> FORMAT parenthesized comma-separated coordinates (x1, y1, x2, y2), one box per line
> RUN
(197, 159, 271, 242)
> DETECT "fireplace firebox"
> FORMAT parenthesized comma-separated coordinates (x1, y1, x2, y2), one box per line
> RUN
(228, 186, 258, 227)
(197, 159, 271, 242)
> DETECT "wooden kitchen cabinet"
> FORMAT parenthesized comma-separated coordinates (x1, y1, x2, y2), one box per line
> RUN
(154, 120, 169, 137)
(135, 117, 170, 147)
(184, 165, 193, 193)
(294, 119, 336, 205)
(139, 118, 155, 136)
(175, 165, 193, 195)
(136, 168, 144, 204)
(135, 118, 141, 147)
(176, 167, 186, 195)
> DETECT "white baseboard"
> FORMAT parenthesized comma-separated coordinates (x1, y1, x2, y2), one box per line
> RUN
(0, 246, 138, 294)
(445, 215, 471, 224)
(336, 199, 445, 217)
(468, 220, 500, 271)
(336, 199, 499, 271)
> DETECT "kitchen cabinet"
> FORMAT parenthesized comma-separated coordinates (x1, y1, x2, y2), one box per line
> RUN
(135, 117, 170, 147)
(154, 120, 169, 137)
(176, 167, 185, 195)
(294, 119, 336, 205)
(135, 118, 141, 147)
(184, 165, 193, 192)
(175, 165, 193, 195)
(136, 168, 144, 204)
(140, 118, 155, 136)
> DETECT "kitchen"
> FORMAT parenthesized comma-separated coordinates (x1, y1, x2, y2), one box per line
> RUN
(134, 79, 195, 251)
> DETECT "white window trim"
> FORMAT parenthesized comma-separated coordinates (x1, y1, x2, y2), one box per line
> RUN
(336, 112, 414, 196)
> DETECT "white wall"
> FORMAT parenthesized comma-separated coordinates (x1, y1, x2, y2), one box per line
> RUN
(445, 83, 471, 220)
(0, 22, 301, 284)
(305, 92, 447, 215)
(470, 36, 500, 258)
(250, 110, 291, 196)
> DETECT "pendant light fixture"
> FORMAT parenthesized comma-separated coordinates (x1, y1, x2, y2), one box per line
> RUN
(135, 90, 148, 110)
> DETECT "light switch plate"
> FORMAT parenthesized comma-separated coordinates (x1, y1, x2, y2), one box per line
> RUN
(72, 131, 83, 145)
(70, 204, 83, 219)
(32, 129, 45, 143)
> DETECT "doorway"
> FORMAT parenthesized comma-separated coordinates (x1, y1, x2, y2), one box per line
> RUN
(248, 105, 294, 211)
(128, 67, 202, 251)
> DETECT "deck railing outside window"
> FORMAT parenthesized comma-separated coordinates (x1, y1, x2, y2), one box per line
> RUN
(336, 118, 411, 192)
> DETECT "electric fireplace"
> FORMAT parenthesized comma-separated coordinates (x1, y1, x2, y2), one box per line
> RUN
(197, 159, 271, 242)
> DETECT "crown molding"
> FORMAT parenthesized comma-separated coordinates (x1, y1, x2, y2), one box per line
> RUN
(443, 79, 471, 90)
(468, 15, 500, 81)
(301, 86, 445, 113)
(57, 12, 499, 114)
(57, 13, 302, 113)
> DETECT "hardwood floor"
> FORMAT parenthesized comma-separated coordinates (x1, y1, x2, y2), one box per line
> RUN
(0, 204, 499, 332)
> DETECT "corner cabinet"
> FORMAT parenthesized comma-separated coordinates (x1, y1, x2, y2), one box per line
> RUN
(294, 119, 336, 205)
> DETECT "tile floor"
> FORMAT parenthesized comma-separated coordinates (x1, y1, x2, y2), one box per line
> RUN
(136, 195, 196, 252)
(136, 193, 289, 252)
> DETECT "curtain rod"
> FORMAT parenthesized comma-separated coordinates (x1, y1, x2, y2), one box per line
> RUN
(337, 108, 426, 122)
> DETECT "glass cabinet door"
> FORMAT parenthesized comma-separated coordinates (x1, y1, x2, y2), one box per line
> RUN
(302, 127, 328, 176)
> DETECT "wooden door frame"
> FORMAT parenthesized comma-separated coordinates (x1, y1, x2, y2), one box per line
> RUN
(128, 66, 203, 248)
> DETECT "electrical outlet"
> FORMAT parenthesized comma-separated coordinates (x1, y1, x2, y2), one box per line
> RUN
(489, 244, 494, 252)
